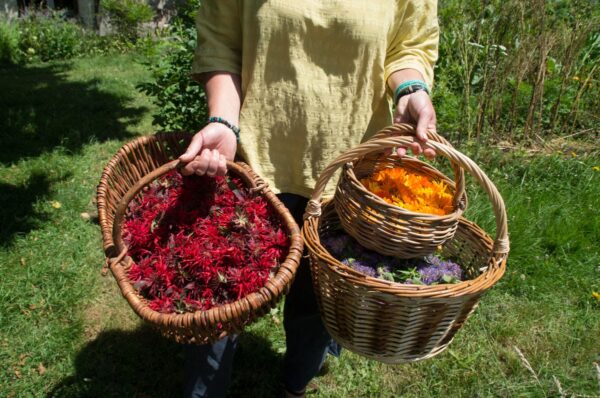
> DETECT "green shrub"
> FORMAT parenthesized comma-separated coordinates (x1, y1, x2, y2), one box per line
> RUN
(0, 8, 163, 65)
(138, 1, 207, 132)
(100, 0, 155, 42)
(436, 0, 600, 144)
(17, 10, 86, 62)
(0, 11, 87, 64)
(0, 19, 21, 64)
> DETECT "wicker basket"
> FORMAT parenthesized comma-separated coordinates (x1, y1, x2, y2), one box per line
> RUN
(97, 132, 303, 344)
(334, 124, 467, 258)
(303, 134, 509, 363)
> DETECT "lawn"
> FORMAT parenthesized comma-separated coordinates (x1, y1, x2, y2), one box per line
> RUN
(1, 54, 599, 398)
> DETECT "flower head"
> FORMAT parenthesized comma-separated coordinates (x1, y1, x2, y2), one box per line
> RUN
(415, 258, 463, 285)
(124, 171, 289, 314)
(360, 166, 454, 215)
(342, 258, 378, 278)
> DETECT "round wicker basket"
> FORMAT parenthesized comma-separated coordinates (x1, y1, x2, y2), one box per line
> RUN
(303, 133, 509, 364)
(97, 132, 303, 344)
(334, 124, 467, 258)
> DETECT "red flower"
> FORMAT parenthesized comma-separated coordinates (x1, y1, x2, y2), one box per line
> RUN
(124, 171, 289, 313)
(149, 295, 174, 313)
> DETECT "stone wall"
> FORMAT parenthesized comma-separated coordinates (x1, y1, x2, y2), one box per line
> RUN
(78, 0, 96, 28)
(0, 0, 18, 16)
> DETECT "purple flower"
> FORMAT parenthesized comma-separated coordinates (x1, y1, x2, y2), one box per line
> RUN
(324, 230, 463, 284)
(416, 258, 462, 285)
(342, 258, 378, 277)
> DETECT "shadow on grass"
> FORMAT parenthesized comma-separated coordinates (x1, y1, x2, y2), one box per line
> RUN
(47, 325, 282, 398)
(0, 171, 70, 247)
(229, 332, 283, 398)
(0, 62, 148, 165)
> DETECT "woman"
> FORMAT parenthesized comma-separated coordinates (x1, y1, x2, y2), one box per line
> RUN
(180, 1, 439, 397)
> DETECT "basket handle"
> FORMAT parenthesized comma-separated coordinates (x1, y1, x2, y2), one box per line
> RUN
(369, 123, 455, 147)
(111, 159, 259, 256)
(306, 131, 509, 257)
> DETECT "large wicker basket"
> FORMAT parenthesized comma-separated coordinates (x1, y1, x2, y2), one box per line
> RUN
(303, 134, 509, 363)
(335, 124, 467, 258)
(97, 132, 303, 344)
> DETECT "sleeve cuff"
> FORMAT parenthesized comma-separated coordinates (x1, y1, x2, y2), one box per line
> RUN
(191, 56, 241, 82)
(384, 59, 434, 91)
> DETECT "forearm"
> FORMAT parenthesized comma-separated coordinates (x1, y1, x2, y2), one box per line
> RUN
(202, 72, 242, 125)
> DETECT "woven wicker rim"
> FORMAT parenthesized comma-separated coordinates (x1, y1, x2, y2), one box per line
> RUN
(102, 154, 303, 339)
(340, 156, 467, 223)
(304, 130, 509, 297)
(345, 124, 467, 220)
(304, 208, 504, 297)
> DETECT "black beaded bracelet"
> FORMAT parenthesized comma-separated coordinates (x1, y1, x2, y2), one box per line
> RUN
(207, 116, 240, 142)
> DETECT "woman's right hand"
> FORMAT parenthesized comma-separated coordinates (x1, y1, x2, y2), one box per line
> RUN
(179, 122, 238, 176)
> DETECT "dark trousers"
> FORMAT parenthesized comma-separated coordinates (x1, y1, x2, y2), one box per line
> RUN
(183, 193, 339, 398)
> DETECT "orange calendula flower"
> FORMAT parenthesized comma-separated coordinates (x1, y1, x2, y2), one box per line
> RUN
(361, 166, 454, 215)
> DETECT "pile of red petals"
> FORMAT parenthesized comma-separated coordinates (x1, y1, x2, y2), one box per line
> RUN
(123, 170, 289, 314)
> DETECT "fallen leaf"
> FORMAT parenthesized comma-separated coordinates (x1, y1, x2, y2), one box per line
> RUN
(592, 291, 600, 300)
(14, 369, 21, 379)
(80, 212, 91, 221)
(18, 354, 29, 366)
(20, 258, 26, 267)
(38, 363, 46, 376)
(51, 201, 62, 209)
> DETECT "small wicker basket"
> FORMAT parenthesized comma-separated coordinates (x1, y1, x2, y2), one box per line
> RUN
(303, 133, 509, 363)
(334, 124, 467, 258)
(97, 132, 303, 344)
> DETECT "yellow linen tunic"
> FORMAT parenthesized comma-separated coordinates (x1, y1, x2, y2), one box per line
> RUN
(192, 0, 438, 197)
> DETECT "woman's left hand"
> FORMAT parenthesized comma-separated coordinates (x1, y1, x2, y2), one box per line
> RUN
(393, 90, 437, 159)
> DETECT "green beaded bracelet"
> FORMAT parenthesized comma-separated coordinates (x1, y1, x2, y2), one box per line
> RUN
(393, 80, 430, 106)
(207, 116, 240, 142)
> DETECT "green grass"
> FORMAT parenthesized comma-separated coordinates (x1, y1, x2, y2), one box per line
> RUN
(1, 54, 599, 398)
